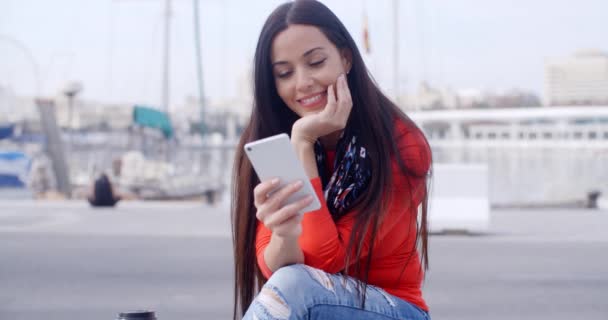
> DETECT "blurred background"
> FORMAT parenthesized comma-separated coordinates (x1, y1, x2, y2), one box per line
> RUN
(1, 1, 607, 319)
(1, 0, 607, 206)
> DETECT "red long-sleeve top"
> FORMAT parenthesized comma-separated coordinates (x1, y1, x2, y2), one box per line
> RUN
(255, 119, 431, 311)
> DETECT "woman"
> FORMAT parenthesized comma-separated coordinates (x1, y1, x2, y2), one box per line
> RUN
(232, 1, 432, 319)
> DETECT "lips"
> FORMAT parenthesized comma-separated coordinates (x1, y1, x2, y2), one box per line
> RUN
(297, 92, 327, 109)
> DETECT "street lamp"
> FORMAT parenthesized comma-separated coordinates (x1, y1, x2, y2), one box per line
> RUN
(63, 81, 83, 146)
(63, 81, 82, 129)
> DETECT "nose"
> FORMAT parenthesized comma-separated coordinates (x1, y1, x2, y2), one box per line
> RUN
(294, 69, 314, 93)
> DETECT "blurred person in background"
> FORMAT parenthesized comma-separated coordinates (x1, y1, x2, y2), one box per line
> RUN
(87, 173, 121, 207)
(231, 1, 433, 319)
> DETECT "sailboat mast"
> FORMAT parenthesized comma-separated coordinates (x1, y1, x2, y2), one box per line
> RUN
(162, 0, 171, 113)
(393, 0, 400, 104)
(193, 0, 205, 134)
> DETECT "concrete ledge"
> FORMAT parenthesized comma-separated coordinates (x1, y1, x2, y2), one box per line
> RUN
(429, 164, 490, 233)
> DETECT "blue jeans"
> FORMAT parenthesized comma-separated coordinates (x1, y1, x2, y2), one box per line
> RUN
(243, 264, 430, 320)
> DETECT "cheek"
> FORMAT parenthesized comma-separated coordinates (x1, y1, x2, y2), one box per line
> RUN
(317, 66, 343, 86)
(275, 80, 299, 112)
(275, 81, 291, 101)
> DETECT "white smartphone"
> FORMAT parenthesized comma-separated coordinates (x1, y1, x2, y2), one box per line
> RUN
(244, 133, 321, 214)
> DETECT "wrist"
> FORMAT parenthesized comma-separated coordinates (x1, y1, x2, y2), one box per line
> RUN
(271, 232, 300, 244)
(290, 125, 317, 145)
(290, 139, 319, 179)
(269, 233, 302, 257)
(291, 136, 315, 149)
(265, 233, 304, 271)
(291, 139, 315, 163)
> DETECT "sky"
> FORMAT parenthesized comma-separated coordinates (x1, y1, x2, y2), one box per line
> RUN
(1, 0, 607, 109)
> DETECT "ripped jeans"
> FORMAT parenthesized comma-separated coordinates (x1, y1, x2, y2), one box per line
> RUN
(243, 264, 430, 320)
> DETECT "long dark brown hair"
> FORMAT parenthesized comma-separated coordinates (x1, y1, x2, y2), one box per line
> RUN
(231, 1, 432, 318)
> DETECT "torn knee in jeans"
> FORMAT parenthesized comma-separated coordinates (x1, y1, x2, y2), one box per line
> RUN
(302, 265, 335, 293)
(254, 285, 291, 319)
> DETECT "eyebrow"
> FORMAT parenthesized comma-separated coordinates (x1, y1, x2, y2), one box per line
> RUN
(272, 47, 325, 67)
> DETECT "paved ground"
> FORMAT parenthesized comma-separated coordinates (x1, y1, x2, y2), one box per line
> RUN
(1, 200, 607, 320)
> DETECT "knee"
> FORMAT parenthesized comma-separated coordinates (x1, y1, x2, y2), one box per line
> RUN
(265, 264, 310, 291)
(250, 265, 341, 319)
(267, 263, 340, 295)
(249, 264, 309, 320)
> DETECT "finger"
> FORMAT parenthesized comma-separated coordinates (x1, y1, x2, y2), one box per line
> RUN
(336, 73, 345, 101)
(324, 83, 337, 115)
(264, 195, 313, 228)
(255, 207, 266, 221)
(336, 75, 352, 120)
(286, 194, 315, 214)
(264, 207, 299, 230)
(337, 74, 352, 107)
(269, 195, 313, 225)
(270, 213, 303, 237)
(341, 74, 352, 105)
(253, 178, 280, 207)
(265, 180, 304, 210)
(259, 183, 309, 223)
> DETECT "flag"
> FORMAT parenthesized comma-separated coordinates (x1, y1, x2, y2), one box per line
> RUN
(362, 12, 371, 54)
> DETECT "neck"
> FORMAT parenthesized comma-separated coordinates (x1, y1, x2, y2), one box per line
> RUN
(319, 130, 343, 150)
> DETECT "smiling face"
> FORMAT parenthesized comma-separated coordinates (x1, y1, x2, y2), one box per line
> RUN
(271, 24, 351, 117)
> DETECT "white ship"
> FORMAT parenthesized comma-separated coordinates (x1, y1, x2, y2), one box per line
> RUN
(409, 105, 608, 149)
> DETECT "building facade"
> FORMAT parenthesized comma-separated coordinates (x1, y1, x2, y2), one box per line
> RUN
(545, 50, 608, 106)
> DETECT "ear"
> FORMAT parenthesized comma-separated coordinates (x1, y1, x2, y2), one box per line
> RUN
(340, 48, 353, 74)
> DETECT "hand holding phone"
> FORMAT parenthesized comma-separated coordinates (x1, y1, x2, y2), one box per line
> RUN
(252, 178, 313, 238)
(245, 134, 321, 215)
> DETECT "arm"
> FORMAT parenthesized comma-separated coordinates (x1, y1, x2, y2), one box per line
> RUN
(254, 139, 322, 277)
(299, 175, 424, 272)
(256, 229, 304, 276)
(255, 136, 324, 276)
(256, 126, 431, 277)
(292, 139, 319, 180)
(256, 175, 425, 277)
(253, 180, 313, 277)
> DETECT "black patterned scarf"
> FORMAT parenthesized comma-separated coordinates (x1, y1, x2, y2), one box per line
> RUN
(314, 131, 372, 220)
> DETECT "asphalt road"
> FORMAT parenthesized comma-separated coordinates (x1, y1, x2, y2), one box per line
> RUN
(1, 200, 607, 320)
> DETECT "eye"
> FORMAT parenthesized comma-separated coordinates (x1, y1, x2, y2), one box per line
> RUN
(310, 58, 326, 67)
(276, 71, 292, 79)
